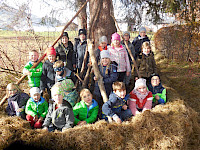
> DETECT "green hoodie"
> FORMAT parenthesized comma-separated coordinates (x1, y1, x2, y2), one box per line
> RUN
(73, 99, 99, 125)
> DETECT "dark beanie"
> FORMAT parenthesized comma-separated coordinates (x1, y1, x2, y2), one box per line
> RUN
(78, 29, 87, 36)
(62, 32, 69, 39)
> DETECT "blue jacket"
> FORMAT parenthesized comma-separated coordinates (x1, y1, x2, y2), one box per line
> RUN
(94, 63, 118, 98)
(102, 93, 128, 117)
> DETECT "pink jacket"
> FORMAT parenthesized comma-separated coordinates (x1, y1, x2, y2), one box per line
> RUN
(108, 45, 131, 72)
(128, 91, 153, 116)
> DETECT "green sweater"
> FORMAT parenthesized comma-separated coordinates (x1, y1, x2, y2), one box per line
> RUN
(23, 61, 43, 87)
(25, 97, 48, 118)
(73, 99, 99, 125)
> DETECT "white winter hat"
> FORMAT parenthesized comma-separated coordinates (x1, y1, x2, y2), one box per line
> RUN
(99, 36, 108, 44)
(134, 78, 147, 90)
(100, 50, 110, 59)
(139, 27, 146, 33)
(30, 87, 41, 97)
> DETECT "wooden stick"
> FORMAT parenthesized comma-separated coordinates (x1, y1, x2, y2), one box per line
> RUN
(111, 15, 141, 78)
(82, 65, 92, 88)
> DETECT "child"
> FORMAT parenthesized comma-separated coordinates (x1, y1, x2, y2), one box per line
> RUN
(42, 83, 74, 132)
(25, 87, 48, 129)
(23, 50, 43, 87)
(40, 47, 56, 96)
(5, 83, 29, 119)
(93, 50, 118, 118)
(102, 81, 132, 123)
(148, 74, 166, 107)
(73, 88, 99, 126)
(95, 36, 108, 63)
(121, 31, 135, 88)
(53, 60, 73, 83)
(128, 78, 153, 116)
(108, 33, 131, 82)
(73, 28, 88, 73)
(132, 27, 150, 59)
(56, 32, 75, 71)
(134, 41, 157, 85)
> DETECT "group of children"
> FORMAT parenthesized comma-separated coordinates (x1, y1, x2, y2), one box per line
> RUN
(5, 27, 166, 132)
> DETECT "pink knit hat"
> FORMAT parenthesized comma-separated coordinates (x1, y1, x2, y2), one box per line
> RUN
(46, 47, 56, 56)
(111, 33, 121, 42)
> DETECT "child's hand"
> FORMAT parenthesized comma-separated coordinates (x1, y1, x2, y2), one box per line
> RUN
(33, 115, 38, 122)
(126, 72, 130, 77)
(16, 108, 24, 112)
(122, 105, 128, 110)
(36, 69, 40, 72)
(135, 77, 138, 80)
(114, 117, 122, 124)
(38, 117, 44, 122)
(77, 121, 87, 126)
(155, 95, 160, 100)
(94, 76, 97, 81)
(24, 70, 32, 76)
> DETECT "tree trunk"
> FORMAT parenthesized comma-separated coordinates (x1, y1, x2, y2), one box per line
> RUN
(89, 0, 117, 49)
(77, 0, 87, 29)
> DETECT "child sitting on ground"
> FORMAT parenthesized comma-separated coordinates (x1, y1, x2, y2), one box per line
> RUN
(102, 81, 132, 123)
(93, 50, 118, 118)
(73, 88, 99, 126)
(42, 83, 74, 132)
(128, 78, 153, 116)
(148, 74, 166, 107)
(25, 87, 48, 129)
(5, 83, 29, 119)
(108, 33, 131, 82)
(23, 50, 43, 87)
(40, 47, 56, 97)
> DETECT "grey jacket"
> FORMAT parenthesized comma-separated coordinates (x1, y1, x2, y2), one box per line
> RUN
(43, 100, 74, 130)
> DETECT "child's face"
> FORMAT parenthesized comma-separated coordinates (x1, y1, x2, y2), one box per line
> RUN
(101, 58, 110, 66)
(112, 40, 120, 47)
(61, 36, 68, 44)
(142, 47, 151, 55)
(52, 93, 63, 105)
(79, 34, 86, 41)
(123, 34, 130, 41)
(81, 91, 93, 105)
(151, 76, 160, 87)
(33, 93, 41, 102)
(114, 89, 126, 99)
(7, 86, 17, 97)
(48, 55, 56, 63)
(100, 42, 107, 49)
(137, 86, 147, 95)
(29, 52, 39, 62)
(139, 31, 146, 37)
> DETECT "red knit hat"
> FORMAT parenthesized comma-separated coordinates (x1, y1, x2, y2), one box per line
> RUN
(46, 47, 56, 56)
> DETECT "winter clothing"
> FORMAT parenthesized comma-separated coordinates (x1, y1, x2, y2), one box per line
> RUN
(26, 114, 43, 128)
(78, 29, 87, 36)
(139, 27, 147, 33)
(62, 32, 69, 39)
(25, 97, 48, 119)
(100, 50, 110, 59)
(128, 90, 153, 116)
(46, 47, 56, 56)
(6, 92, 29, 118)
(30, 87, 41, 97)
(40, 59, 55, 94)
(23, 61, 43, 87)
(148, 83, 166, 104)
(134, 52, 157, 79)
(95, 46, 108, 63)
(134, 78, 147, 90)
(55, 41, 75, 71)
(132, 35, 150, 58)
(55, 67, 72, 83)
(121, 40, 135, 64)
(102, 93, 132, 121)
(111, 33, 121, 42)
(73, 99, 99, 125)
(43, 100, 74, 130)
(108, 45, 131, 73)
(123, 31, 130, 37)
(99, 36, 108, 44)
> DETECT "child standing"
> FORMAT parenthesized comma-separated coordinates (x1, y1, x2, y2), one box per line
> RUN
(25, 87, 48, 129)
(108, 33, 131, 82)
(56, 32, 75, 71)
(148, 74, 166, 107)
(128, 78, 153, 116)
(40, 47, 56, 96)
(132, 27, 150, 59)
(5, 83, 29, 119)
(102, 81, 132, 123)
(42, 83, 74, 132)
(134, 41, 157, 85)
(95, 36, 108, 63)
(93, 50, 118, 118)
(23, 50, 43, 87)
(73, 88, 99, 126)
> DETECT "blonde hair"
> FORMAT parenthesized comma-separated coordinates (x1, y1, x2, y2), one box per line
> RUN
(141, 41, 151, 52)
(53, 60, 64, 68)
(6, 83, 22, 97)
(80, 88, 92, 99)
(112, 81, 126, 92)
